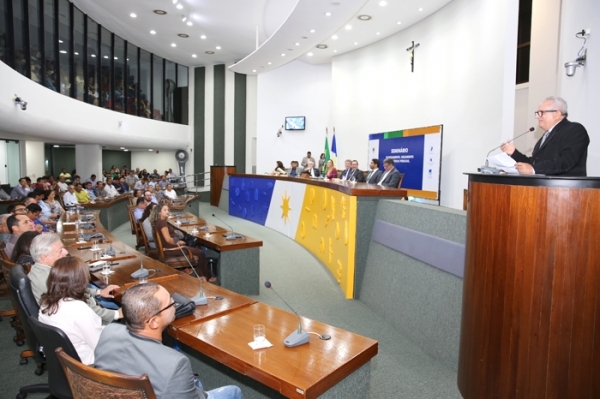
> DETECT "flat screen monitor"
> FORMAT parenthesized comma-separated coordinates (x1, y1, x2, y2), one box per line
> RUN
(285, 116, 305, 130)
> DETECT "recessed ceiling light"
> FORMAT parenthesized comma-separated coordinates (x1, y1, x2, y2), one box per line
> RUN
(103, 55, 108, 59)
(345, 25, 352, 30)
(120, 147, 125, 149)
(205, 51, 214, 54)
(59, 50, 67, 54)
(281, 53, 285, 56)
(192, 54, 197, 58)
(397, 21, 402, 25)
(54, 145, 59, 148)
(171, 43, 176, 47)
(268, 62, 272, 65)
(172, 0, 177, 4)
(358, 15, 372, 21)
(333, 50, 337, 53)
(114, 56, 118, 59)
(148, 149, 153, 151)
(418, 7, 423, 11)
(332, 35, 338, 40)
(316, 44, 328, 49)
(307, 52, 313, 57)
(295, 42, 300, 46)
(130, 13, 137, 18)
(354, 42, 358, 45)
(200, 35, 206, 39)
(376, 32, 380, 35)
(216, 46, 221, 50)
(74, 52, 79, 55)
(325, 12, 331, 16)
(91, 54, 96, 57)
(182, 15, 187, 22)
(310, 29, 315, 33)
(176, 4, 183, 9)
(252, 69, 256, 72)
(150, 30, 156, 34)
(187, 21, 192, 26)
(58, 39, 63, 43)
(178, 33, 189, 38)
(124, 149, 129, 152)
(153, 10, 167, 15)
(379, 1, 387, 6)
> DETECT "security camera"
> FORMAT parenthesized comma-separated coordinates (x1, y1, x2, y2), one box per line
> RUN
(13, 95, 27, 111)
(277, 126, 283, 138)
(564, 58, 585, 77)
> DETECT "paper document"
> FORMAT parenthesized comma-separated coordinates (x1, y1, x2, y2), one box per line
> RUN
(487, 153, 519, 174)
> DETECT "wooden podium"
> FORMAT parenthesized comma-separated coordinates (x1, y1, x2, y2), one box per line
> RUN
(458, 173, 600, 399)
(210, 165, 236, 206)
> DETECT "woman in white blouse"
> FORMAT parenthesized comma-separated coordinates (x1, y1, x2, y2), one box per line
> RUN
(38, 256, 104, 365)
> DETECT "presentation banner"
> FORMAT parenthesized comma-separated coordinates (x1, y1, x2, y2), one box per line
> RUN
(368, 125, 442, 200)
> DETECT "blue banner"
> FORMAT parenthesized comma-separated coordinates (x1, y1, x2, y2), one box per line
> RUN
(229, 176, 275, 225)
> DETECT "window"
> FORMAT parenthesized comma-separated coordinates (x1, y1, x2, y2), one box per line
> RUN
(73, 6, 83, 100)
(139, 49, 151, 118)
(165, 59, 176, 122)
(0, 0, 10, 65)
(126, 43, 138, 116)
(152, 54, 163, 120)
(28, 0, 42, 83)
(516, 0, 532, 84)
(86, 18, 98, 105)
(57, 0, 71, 96)
(12, 0, 28, 77)
(100, 26, 112, 109)
(43, 0, 57, 91)
(113, 34, 124, 112)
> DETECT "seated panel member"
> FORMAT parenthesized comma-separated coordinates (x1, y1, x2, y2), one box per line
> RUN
(501, 96, 590, 176)
(364, 159, 383, 184)
(349, 160, 365, 182)
(324, 160, 338, 179)
(377, 158, 402, 187)
(94, 283, 242, 399)
(301, 160, 320, 178)
(288, 161, 303, 177)
(339, 159, 353, 181)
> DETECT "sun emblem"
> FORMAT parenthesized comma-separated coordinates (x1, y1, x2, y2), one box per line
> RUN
(280, 190, 292, 224)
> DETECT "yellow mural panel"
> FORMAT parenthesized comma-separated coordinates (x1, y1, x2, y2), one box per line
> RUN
(295, 187, 357, 298)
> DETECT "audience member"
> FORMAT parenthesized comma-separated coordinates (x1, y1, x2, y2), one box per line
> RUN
(0, 213, 12, 244)
(10, 177, 31, 199)
(94, 283, 242, 399)
(141, 204, 158, 249)
(365, 159, 383, 184)
(133, 197, 147, 221)
(162, 184, 177, 200)
(125, 171, 139, 187)
(72, 175, 81, 185)
(144, 189, 158, 205)
(28, 234, 121, 325)
(8, 203, 27, 215)
(158, 175, 169, 189)
(84, 181, 97, 200)
(38, 256, 104, 365)
(134, 178, 148, 191)
(63, 184, 80, 206)
(56, 175, 69, 192)
(378, 158, 402, 187)
(74, 183, 91, 204)
(26, 203, 49, 232)
(0, 181, 10, 199)
(318, 153, 326, 171)
(5, 214, 36, 259)
(301, 151, 316, 168)
(166, 168, 177, 179)
(104, 178, 119, 197)
(10, 230, 40, 264)
(94, 181, 108, 198)
(84, 174, 98, 187)
(58, 168, 72, 183)
(324, 160, 338, 179)
(43, 190, 64, 217)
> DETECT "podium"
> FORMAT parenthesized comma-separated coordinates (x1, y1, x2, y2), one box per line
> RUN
(458, 173, 600, 398)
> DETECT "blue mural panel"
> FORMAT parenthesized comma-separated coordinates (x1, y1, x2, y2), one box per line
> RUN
(229, 176, 275, 225)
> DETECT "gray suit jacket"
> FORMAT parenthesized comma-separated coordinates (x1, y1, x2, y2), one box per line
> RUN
(28, 262, 116, 325)
(94, 324, 205, 399)
(378, 167, 402, 187)
(364, 169, 383, 184)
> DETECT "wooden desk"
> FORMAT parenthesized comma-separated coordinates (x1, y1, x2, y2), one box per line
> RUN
(168, 212, 263, 295)
(82, 194, 131, 231)
(166, 195, 202, 216)
(174, 302, 378, 399)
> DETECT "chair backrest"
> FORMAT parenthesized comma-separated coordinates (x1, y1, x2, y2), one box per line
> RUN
(138, 220, 155, 256)
(29, 316, 79, 399)
(397, 173, 405, 189)
(0, 239, 9, 261)
(56, 348, 157, 399)
(57, 191, 66, 209)
(8, 263, 45, 365)
(152, 225, 167, 263)
(126, 205, 137, 234)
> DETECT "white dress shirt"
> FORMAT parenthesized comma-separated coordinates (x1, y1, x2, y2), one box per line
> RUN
(63, 191, 79, 206)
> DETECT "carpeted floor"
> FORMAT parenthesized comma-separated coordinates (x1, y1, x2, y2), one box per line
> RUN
(0, 203, 461, 399)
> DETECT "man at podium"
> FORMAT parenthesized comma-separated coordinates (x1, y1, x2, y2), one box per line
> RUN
(501, 96, 589, 176)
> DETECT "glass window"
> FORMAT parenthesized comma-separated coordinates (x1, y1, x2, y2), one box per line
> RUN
(177, 64, 188, 88)
(0, 0, 10, 65)
(86, 18, 98, 105)
(126, 43, 138, 116)
(12, 0, 28, 77)
(100, 27, 112, 109)
(152, 54, 163, 120)
(139, 49, 151, 118)
(165, 60, 176, 122)
(58, 0, 71, 96)
(44, 0, 57, 91)
(28, 0, 43, 83)
(73, 7, 84, 100)
(113, 35, 124, 112)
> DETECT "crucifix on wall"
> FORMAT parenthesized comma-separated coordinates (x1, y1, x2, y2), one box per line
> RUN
(406, 41, 420, 72)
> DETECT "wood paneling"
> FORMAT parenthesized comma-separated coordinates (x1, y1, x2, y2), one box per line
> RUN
(458, 177, 600, 398)
(210, 165, 236, 206)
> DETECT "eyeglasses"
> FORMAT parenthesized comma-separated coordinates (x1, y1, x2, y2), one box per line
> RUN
(534, 110, 558, 117)
(145, 300, 176, 323)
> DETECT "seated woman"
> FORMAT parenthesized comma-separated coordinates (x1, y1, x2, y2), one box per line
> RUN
(151, 204, 216, 282)
(38, 256, 104, 365)
(26, 203, 49, 232)
(324, 160, 338, 179)
(10, 231, 40, 265)
(141, 203, 157, 249)
(43, 190, 64, 217)
(271, 161, 287, 176)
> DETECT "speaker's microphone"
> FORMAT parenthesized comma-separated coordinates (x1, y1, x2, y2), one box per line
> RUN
(479, 127, 535, 173)
(211, 213, 243, 240)
(264, 281, 310, 347)
(177, 245, 208, 306)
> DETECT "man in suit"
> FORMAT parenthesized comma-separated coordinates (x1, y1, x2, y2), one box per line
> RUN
(349, 160, 365, 182)
(364, 159, 383, 184)
(302, 161, 320, 178)
(501, 96, 589, 176)
(340, 160, 353, 180)
(288, 161, 303, 177)
(94, 283, 242, 399)
(300, 151, 316, 169)
(378, 158, 402, 187)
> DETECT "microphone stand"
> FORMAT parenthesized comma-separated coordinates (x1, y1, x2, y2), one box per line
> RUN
(178, 245, 207, 306)
(264, 281, 309, 347)
(211, 213, 243, 241)
(479, 127, 534, 174)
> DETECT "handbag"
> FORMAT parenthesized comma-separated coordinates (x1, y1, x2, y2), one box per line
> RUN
(171, 292, 195, 319)
(184, 233, 198, 248)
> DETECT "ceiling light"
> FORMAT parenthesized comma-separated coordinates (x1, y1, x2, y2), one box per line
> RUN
(200, 35, 207, 39)
(281, 53, 285, 56)
(418, 7, 423, 11)
(124, 149, 129, 152)
(333, 50, 337, 53)
(120, 147, 125, 149)
(176, 4, 183, 9)
(153, 10, 167, 15)
(54, 145, 59, 148)
(171, 43, 176, 47)
(150, 30, 156, 34)
(325, 12, 331, 16)
(205, 51, 214, 54)
(358, 15, 372, 21)
(397, 21, 402, 25)
(376, 32, 380, 35)
(58, 39, 63, 43)
(307, 52, 313, 57)
(148, 149, 153, 151)
(172, 0, 177, 3)
(268, 62, 272, 65)
(91, 54, 96, 57)
(345, 25, 352, 30)
(354, 42, 358, 45)
(252, 69, 256, 72)
(182, 15, 187, 22)
(74, 52, 79, 55)
(316, 44, 328, 49)
(332, 35, 338, 40)
(59, 50, 67, 54)
(216, 46, 221, 50)
(310, 30, 316, 33)
(187, 21, 192, 26)
(103, 55, 108, 59)
(379, 1, 387, 6)
(192, 54, 197, 58)
(130, 13, 136, 18)
(178, 33, 189, 38)
(114, 56, 118, 59)
(295, 42, 300, 46)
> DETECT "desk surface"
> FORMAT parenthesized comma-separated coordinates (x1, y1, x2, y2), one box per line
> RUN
(175, 302, 378, 399)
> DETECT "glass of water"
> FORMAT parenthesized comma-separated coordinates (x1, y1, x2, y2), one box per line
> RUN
(253, 324, 266, 343)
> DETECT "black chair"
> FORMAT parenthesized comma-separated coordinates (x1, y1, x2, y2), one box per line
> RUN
(28, 316, 77, 399)
(8, 264, 50, 398)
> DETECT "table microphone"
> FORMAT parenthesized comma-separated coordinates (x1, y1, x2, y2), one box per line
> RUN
(264, 281, 310, 347)
(211, 213, 243, 240)
(479, 127, 534, 174)
(177, 245, 208, 306)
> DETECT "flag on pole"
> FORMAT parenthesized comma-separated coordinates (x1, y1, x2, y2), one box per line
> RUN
(323, 128, 330, 174)
(331, 127, 338, 169)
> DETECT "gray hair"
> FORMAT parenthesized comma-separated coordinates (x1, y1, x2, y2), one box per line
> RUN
(122, 283, 162, 332)
(30, 233, 62, 263)
(544, 96, 568, 117)
(383, 158, 395, 166)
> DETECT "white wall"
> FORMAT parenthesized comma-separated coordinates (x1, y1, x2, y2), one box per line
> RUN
(25, 141, 45, 180)
(131, 151, 179, 175)
(256, 60, 332, 173)
(331, 0, 519, 209)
